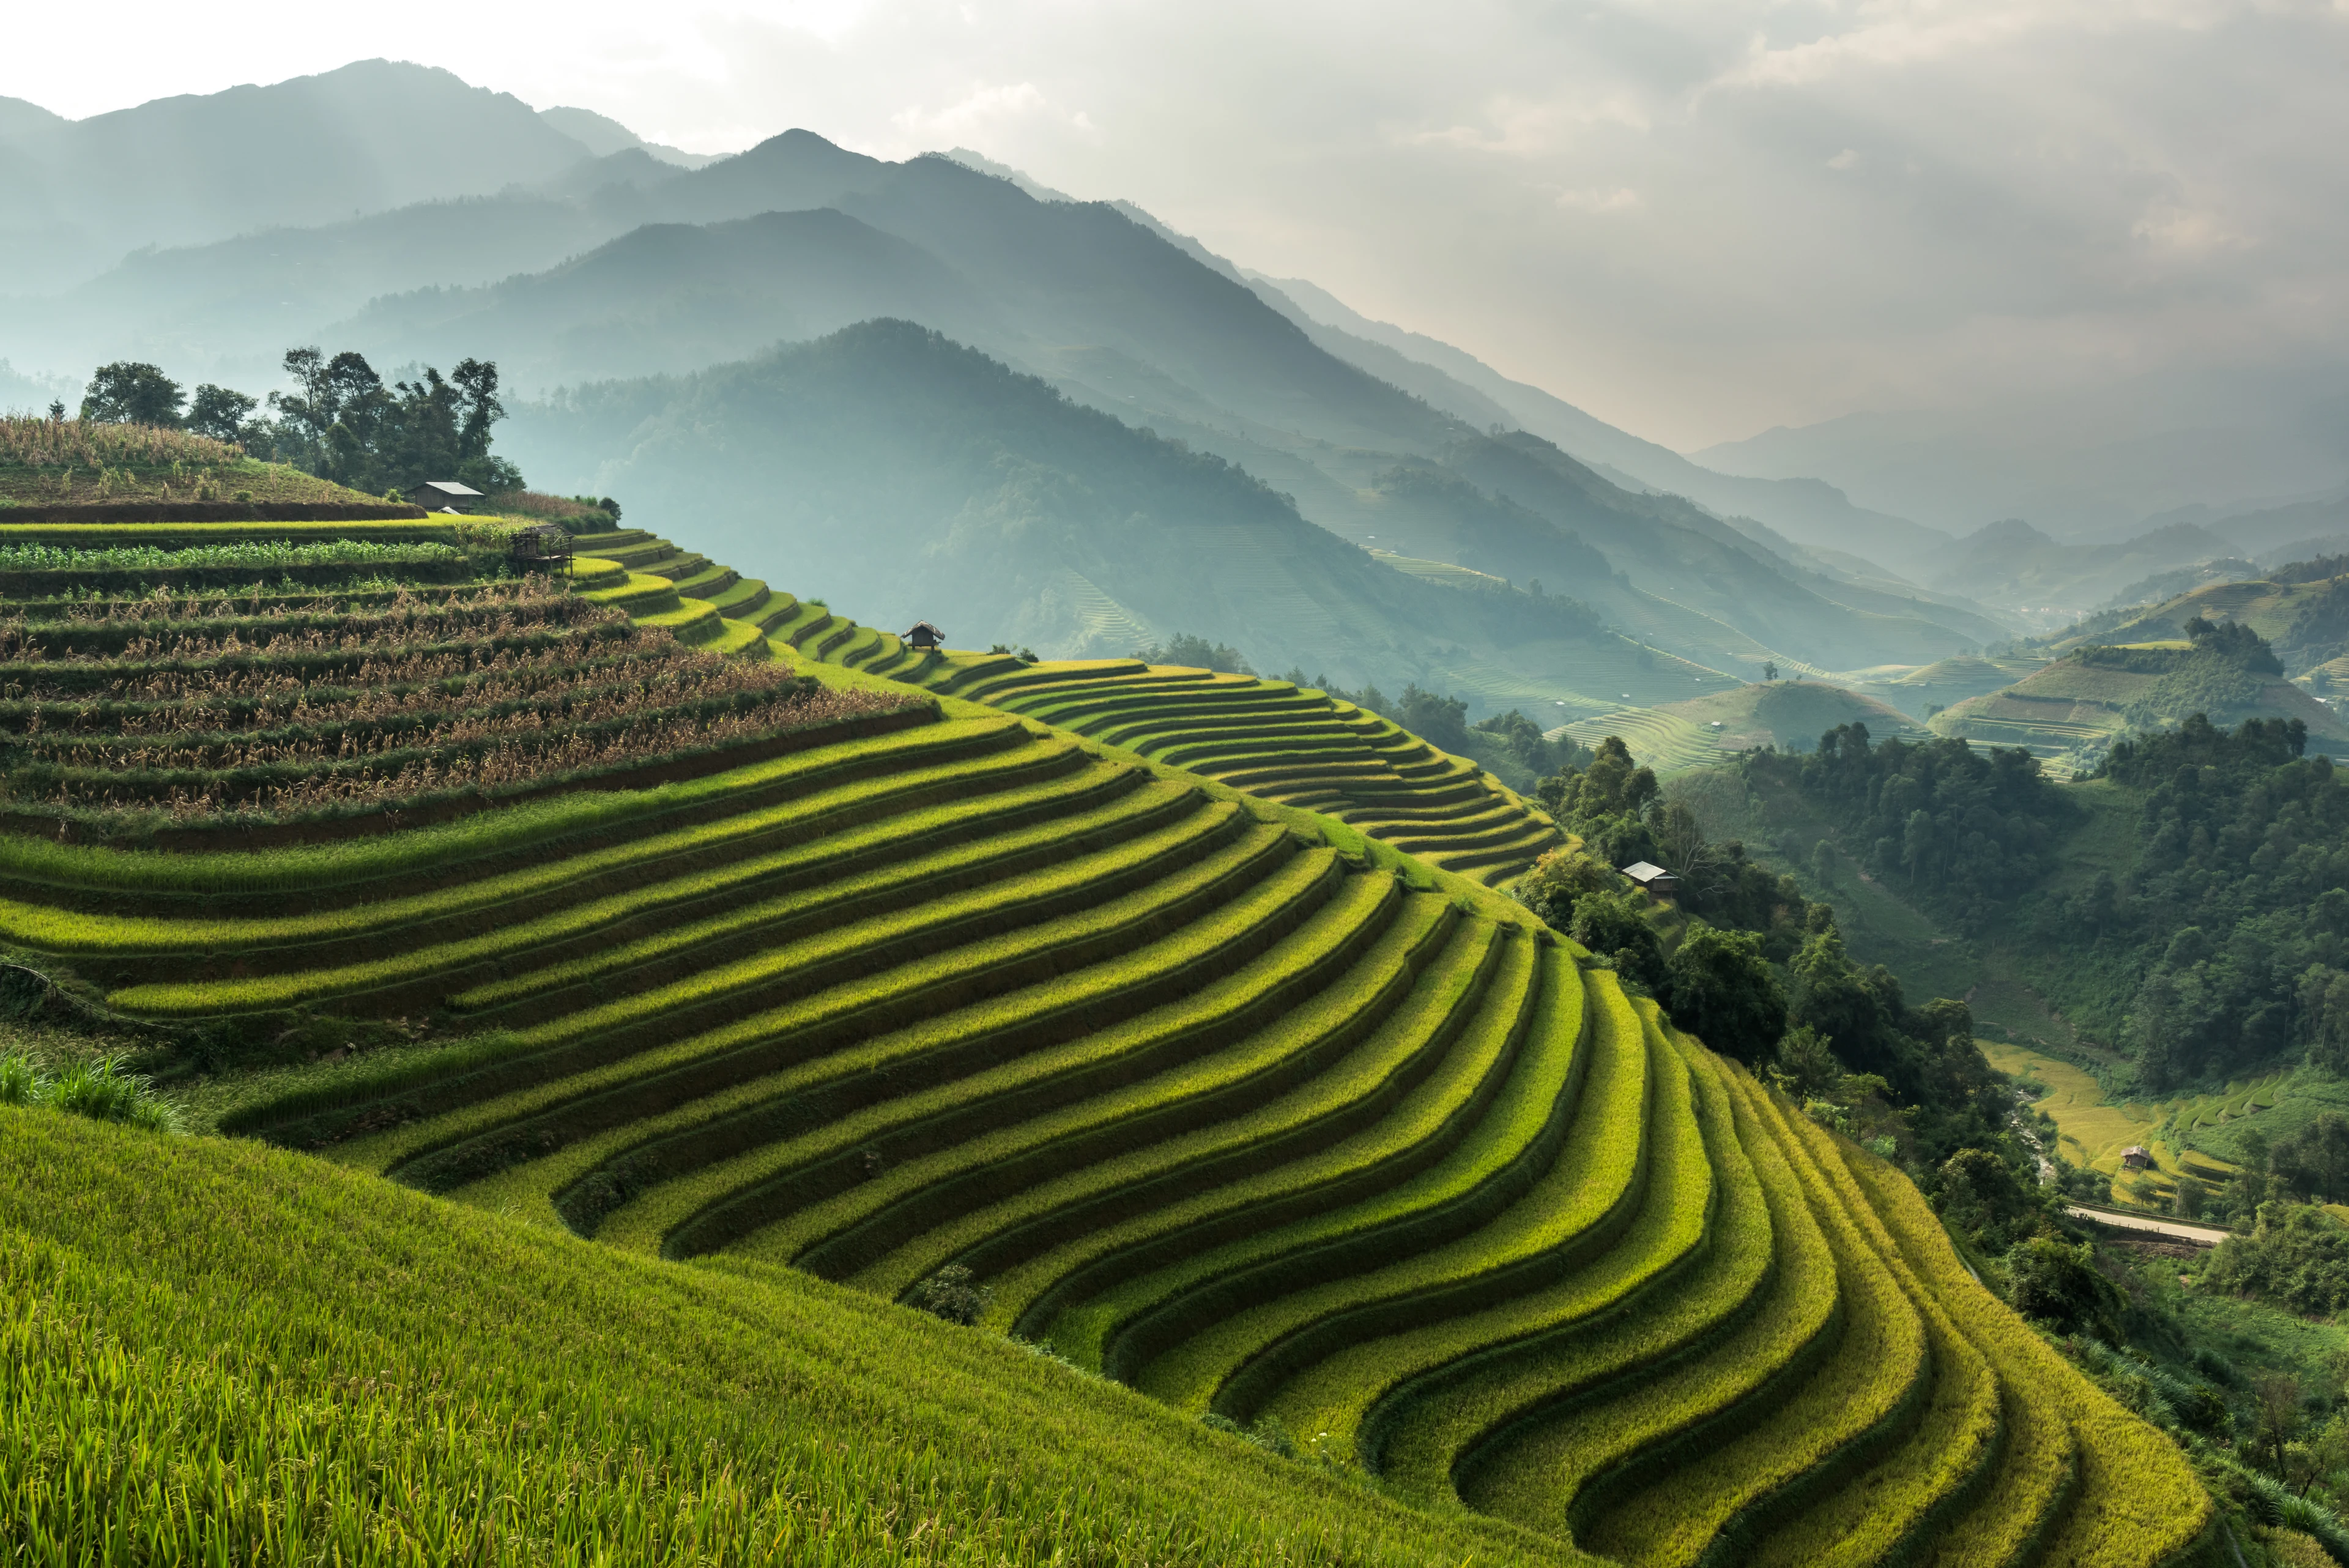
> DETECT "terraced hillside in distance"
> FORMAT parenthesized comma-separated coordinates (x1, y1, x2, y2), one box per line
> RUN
(1856, 654, 2050, 722)
(1, 514, 2219, 1566)
(1931, 642, 2349, 776)
(874, 658, 1565, 886)
(694, 570, 1571, 886)
(1557, 679, 1929, 778)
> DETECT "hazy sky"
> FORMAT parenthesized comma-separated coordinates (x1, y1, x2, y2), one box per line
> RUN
(6, 0, 2347, 451)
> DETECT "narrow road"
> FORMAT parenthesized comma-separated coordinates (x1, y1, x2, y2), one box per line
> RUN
(2065, 1204, 2231, 1247)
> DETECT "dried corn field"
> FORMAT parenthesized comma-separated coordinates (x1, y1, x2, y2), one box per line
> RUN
(0, 538, 918, 831)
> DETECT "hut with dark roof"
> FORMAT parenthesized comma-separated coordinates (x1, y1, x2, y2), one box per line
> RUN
(904, 620, 944, 652)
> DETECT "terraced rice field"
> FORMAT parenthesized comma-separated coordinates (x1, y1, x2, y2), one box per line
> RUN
(1985, 1044, 2274, 1197)
(788, 626, 1569, 886)
(1560, 706, 1721, 775)
(0, 518, 2215, 1564)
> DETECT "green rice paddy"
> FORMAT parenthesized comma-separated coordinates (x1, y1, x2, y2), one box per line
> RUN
(0, 516, 2214, 1564)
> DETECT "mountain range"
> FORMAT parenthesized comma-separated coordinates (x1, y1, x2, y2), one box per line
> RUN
(32, 61, 2338, 696)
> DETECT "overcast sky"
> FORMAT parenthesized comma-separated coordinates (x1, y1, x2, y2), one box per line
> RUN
(6, 0, 2347, 451)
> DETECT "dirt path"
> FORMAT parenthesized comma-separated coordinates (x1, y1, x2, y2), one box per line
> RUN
(2065, 1204, 2231, 1247)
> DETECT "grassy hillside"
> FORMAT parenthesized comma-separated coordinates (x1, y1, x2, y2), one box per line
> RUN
(2, 1107, 1565, 1567)
(1860, 653, 2049, 721)
(0, 417, 393, 507)
(0, 514, 2216, 1564)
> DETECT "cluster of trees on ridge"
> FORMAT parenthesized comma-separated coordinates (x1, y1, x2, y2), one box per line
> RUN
(66, 351, 527, 502)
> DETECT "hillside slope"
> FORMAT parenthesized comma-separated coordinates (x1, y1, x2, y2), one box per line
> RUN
(0, 510, 2214, 1565)
(1247, 270, 1954, 571)
(1935, 639, 2349, 772)
(1563, 681, 1931, 776)
(504, 319, 1723, 702)
(508, 320, 1992, 693)
(1, 1108, 1570, 1567)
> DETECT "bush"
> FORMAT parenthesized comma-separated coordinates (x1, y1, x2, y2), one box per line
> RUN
(1662, 925, 1785, 1064)
(1568, 890, 1668, 996)
(2008, 1237, 2121, 1338)
(910, 1264, 993, 1326)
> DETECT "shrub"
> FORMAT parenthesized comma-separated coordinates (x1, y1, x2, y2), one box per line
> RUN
(1567, 890, 1667, 995)
(2008, 1236, 2123, 1338)
(911, 1263, 993, 1325)
(1663, 924, 1785, 1063)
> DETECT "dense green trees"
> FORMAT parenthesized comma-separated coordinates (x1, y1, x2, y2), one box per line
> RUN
(2202, 1203, 2349, 1317)
(2095, 716, 2349, 1087)
(1743, 708, 2349, 1090)
(78, 362, 187, 426)
(185, 384, 258, 443)
(1524, 734, 2013, 1178)
(1663, 926, 1786, 1065)
(66, 349, 522, 501)
(269, 346, 518, 497)
(1746, 723, 2071, 926)
(1139, 633, 1255, 675)
(1471, 708, 1581, 784)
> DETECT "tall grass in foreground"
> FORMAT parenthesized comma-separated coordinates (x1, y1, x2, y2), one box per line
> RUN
(0, 1050, 173, 1131)
(0, 1111, 1574, 1567)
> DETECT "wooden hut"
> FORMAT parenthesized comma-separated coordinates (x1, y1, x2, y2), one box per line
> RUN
(1619, 860, 1680, 899)
(2121, 1145, 2153, 1170)
(905, 621, 944, 652)
(510, 523, 574, 572)
(411, 480, 484, 513)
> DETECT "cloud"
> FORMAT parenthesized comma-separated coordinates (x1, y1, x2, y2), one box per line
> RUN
(1556, 186, 1642, 214)
(890, 80, 1094, 141)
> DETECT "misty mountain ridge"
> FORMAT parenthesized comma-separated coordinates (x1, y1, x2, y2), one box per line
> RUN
(0, 60, 598, 292)
(536, 105, 723, 171)
(318, 152, 2004, 677)
(0, 62, 2007, 680)
(1696, 379, 2349, 546)
(502, 317, 1620, 696)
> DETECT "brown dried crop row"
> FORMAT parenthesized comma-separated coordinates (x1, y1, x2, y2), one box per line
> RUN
(0, 582, 610, 662)
(31, 686, 913, 820)
(12, 648, 694, 733)
(17, 660, 817, 763)
(24, 677, 817, 773)
(0, 633, 657, 706)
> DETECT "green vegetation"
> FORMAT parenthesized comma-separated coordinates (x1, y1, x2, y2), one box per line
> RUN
(69, 347, 527, 502)
(0, 512, 2219, 1563)
(0, 1109, 1575, 1567)
(799, 636, 1567, 886)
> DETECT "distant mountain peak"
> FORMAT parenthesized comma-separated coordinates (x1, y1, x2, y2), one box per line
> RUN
(537, 105, 724, 171)
(935, 147, 1076, 204)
